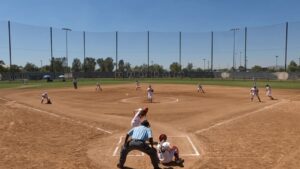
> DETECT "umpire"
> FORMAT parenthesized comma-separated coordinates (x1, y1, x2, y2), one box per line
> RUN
(117, 120, 160, 169)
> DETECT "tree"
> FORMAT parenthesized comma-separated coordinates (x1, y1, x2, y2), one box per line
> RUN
(96, 58, 105, 72)
(149, 64, 164, 73)
(84, 57, 96, 72)
(288, 60, 298, 72)
(118, 59, 125, 72)
(251, 65, 263, 72)
(24, 62, 39, 72)
(124, 62, 131, 72)
(238, 66, 246, 72)
(10, 64, 21, 73)
(169, 62, 181, 73)
(0, 60, 7, 73)
(72, 58, 82, 72)
(186, 63, 193, 72)
(104, 57, 114, 72)
(50, 57, 67, 72)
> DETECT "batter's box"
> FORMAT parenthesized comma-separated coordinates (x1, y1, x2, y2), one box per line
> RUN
(112, 136, 200, 157)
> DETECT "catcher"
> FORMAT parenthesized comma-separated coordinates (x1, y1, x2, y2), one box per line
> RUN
(157, 134, 184, 165)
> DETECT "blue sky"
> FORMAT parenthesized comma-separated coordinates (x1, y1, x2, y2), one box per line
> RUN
(1, 0, 300, 69)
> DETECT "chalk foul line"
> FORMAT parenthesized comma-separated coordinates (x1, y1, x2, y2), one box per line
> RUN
(195, 100, 287, 134)
(0, 97, 112, 134)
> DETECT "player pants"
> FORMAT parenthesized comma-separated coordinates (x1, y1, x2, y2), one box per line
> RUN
(119, 140, 159, 168)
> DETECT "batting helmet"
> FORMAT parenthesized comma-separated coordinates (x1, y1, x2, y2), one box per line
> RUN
(159, 134, 167, 142)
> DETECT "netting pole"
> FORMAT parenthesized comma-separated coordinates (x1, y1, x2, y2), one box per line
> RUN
(83, 31, 86, 72)
(147, 31, 150, 78)
(211, 31, 214, 72)
(284, 22, 288, 72)
(244, 27, 247, 71)
(115, 31, 118, 79)
(50, 27, 54, 78)
(8, 20, 13, 80)
(179, 31, 182, 71)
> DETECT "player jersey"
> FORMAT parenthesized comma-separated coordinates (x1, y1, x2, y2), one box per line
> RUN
(42, 93, 48, 98)
(131, 108, 146, 127)
(157, 141, 174, 163)
(147, 88, 154, 96)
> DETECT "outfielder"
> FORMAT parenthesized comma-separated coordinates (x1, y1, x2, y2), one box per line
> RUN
(41, 92, 52, 104)
(197, 83, 205, 93)
(265, 84, 274, 100)
(73, 77, 78, 89)
(250, 86, 261, 102)
(147, 85, 154, 103)
(131, 107, 148, 127)
(157, 134, 184, 165)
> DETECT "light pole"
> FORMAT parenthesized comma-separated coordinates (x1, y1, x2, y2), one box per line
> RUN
(62, 28, 72, 72)
(298, 57, 300, 66)
(275, 55, 279, 70)
(230, 28, 239, 71)
(203, 58, 206, 71)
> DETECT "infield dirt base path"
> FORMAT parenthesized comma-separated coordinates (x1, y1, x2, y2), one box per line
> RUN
(1, 83, 300, 169)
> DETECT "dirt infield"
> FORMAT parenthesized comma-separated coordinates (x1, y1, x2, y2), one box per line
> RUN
(1, 83, 300, 169)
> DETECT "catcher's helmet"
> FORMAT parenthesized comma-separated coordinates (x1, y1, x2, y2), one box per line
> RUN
(159, 134, 167, 142)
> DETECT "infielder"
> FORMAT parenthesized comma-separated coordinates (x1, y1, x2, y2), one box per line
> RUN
(265, 84, 274, 100)
(131, 107, 148, 127)
(147, 85, 154, 103)
(95, 82, 102, 92)
(197, 83, 205, 93)
(157, 134, 184, 165)
(136, 80, 141, 90)
(250, 86, 261, 102)
(41, 92, 52, 104)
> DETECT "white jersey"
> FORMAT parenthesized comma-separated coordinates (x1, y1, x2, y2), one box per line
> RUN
(266, 86, 272, 96)
(42, 92, 48, 99)
(131, 108, 146, 127)
(250, 87, 259, 96)
(157, 141, 175, 164)
(147, 88, 154, 98)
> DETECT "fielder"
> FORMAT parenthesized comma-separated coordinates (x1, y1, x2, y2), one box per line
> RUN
(197, 83, 205, 93)
(136, 80, 141, 90)
(147, 85, 154, 103)
(157, 134, 184, 165)
(41, 92, 52, 104)
(250, 86, 261, 102)
(73, 77, 78, 89)
(95, 82, 102, 91)
(265, 84, 274, 100)
(131, 107, 148, 127)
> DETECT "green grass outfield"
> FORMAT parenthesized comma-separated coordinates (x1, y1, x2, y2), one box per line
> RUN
(0, 78, 299, 89)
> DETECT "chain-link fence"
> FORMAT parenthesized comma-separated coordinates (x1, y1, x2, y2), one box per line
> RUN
(1, 20, 300, 80)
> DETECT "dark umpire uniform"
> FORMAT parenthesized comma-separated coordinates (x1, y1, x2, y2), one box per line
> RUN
(117, 120, 160, 169)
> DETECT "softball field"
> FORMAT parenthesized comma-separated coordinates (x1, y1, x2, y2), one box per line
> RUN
(1, 83, 300, 169)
